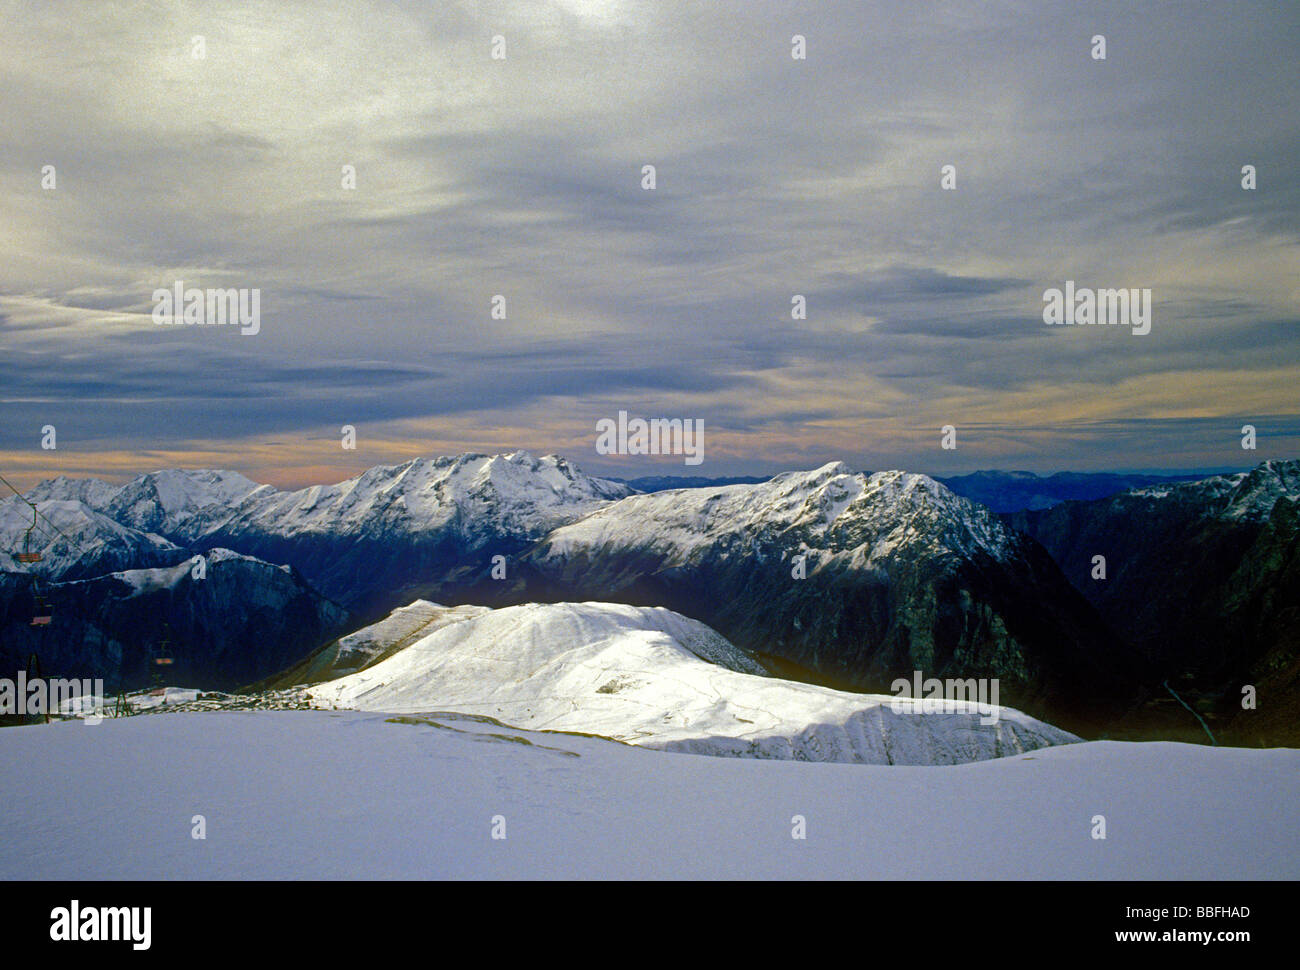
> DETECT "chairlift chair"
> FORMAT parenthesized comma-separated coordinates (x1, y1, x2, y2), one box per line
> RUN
(30, 588, 52, 626)
(15, 507, 42, 563)
(153, 629, 174, 667)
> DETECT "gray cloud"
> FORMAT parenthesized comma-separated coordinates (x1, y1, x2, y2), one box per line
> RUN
(1, 0, 1297, 481)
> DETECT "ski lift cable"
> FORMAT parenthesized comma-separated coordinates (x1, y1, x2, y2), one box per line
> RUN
(0, 473, 64, 631)
(20, 512, 63, 547)
(0, 471, 79, 550)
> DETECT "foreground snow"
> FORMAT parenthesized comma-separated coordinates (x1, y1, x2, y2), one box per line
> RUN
(306, 601, 1076, 764)
(0, 710, 1294, 879)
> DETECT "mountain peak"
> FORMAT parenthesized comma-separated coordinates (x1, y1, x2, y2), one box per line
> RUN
(811, 459, 855, 477)
(768, 460, 855, 488)
(1224, 458, 1300, 521)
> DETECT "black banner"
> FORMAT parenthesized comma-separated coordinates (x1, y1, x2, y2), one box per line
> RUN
(0, 880, 1284, 956)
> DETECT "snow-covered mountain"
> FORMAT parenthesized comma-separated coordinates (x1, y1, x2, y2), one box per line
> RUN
(26, 468, 262, 535)
(305, 600, 1077, 765)
(0, 453, 634, 690)
(1, 477, 354, 693)
(19, 474, 120, 509)
(2, 469, 264, 578)
(541, 462, 1014, 565)
(484, 463, 1133, 728)
(188, 451, 631, 545)
(1127, 457, 1300, 522)
(4, 454, 1137, 732)
(105, 469, 263, 534)
(13, 452, 633, 614)
(0, 497, 188, 579)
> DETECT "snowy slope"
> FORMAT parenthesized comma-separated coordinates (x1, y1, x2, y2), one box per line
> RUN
(306, 601, 1076, 765)
(0, 710, 1294, 879)
(107, 547, 291, 595)
(256, 600, 492, 688)
(325, 600, 486, 675)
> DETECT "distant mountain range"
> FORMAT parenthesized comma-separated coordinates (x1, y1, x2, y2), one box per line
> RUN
(3, 452, 629, 611)
(938, 470, 1223, 513)
(617, 469, 1232, 514)
(3, 453, 1296, 743)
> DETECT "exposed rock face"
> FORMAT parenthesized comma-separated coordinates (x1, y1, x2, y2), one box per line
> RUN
(0, 549, 348, 691)
(1012, 460, 1300, 743)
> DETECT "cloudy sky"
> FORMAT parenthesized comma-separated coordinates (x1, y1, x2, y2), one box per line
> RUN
(1, 0, 1297, 488)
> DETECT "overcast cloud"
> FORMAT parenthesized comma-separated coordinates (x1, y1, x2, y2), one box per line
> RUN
(1, 0, 1297, 486)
